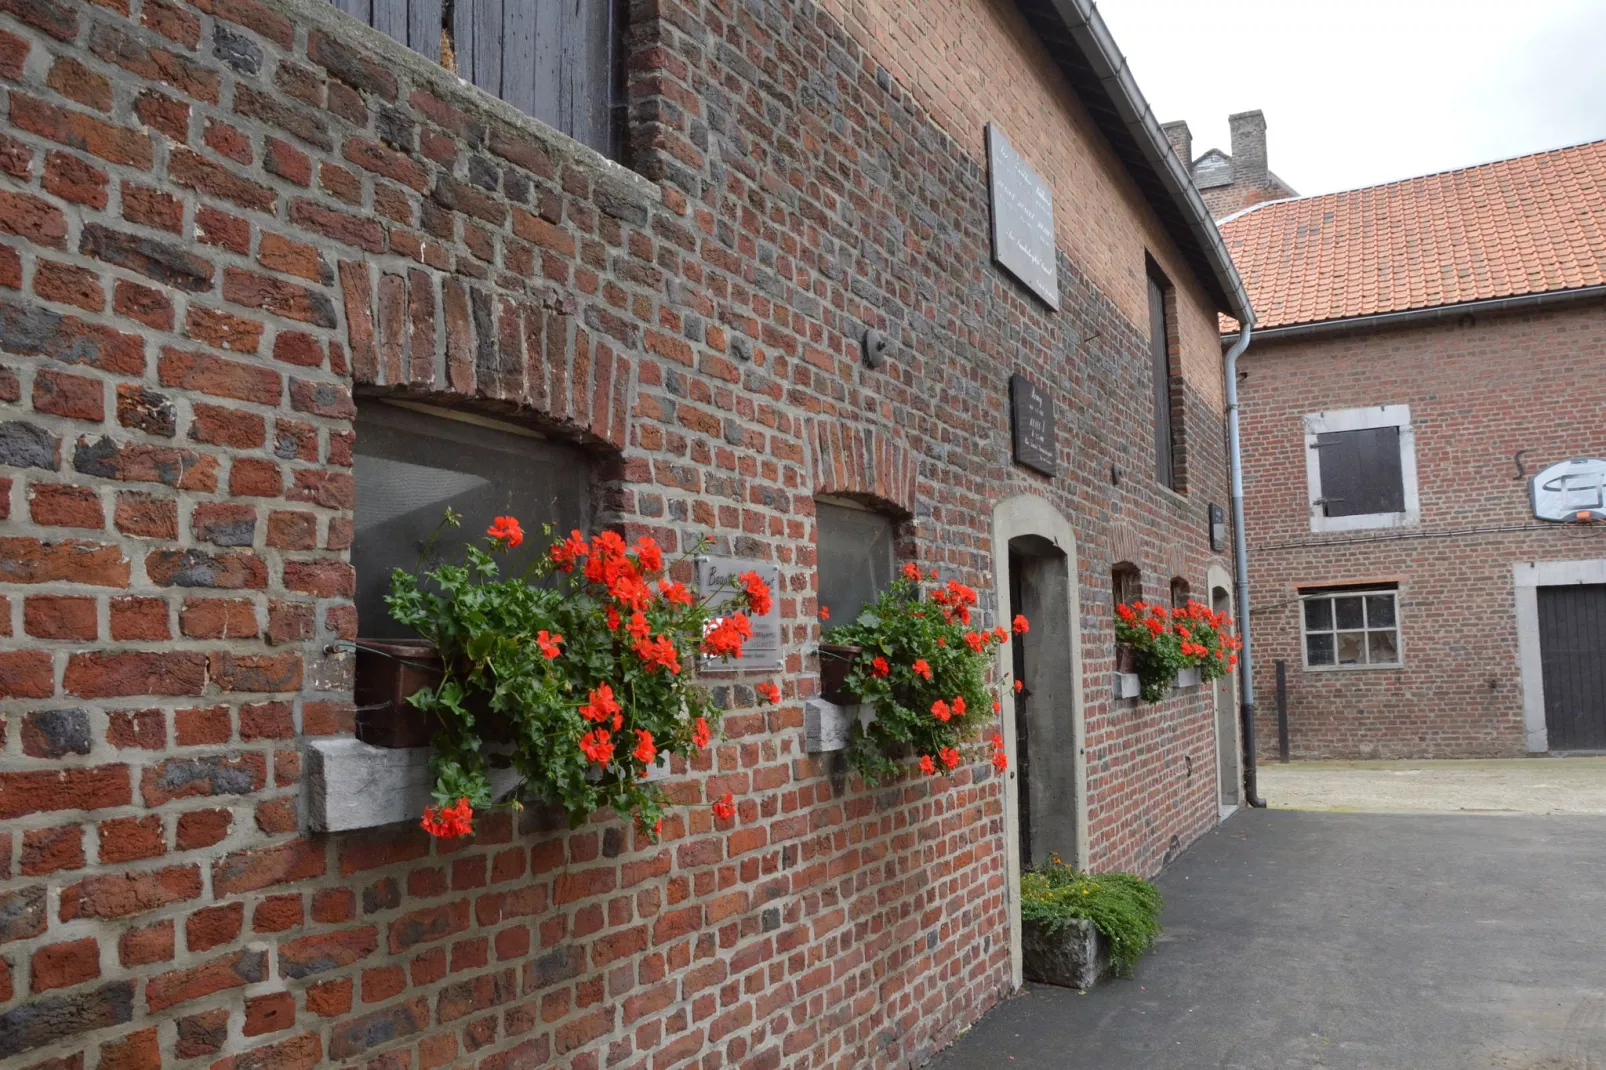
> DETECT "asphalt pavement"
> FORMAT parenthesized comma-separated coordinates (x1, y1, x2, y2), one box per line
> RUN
(931, 809, 1606, 1069)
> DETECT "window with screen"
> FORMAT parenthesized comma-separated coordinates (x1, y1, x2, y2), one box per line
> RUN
(816, 498, 897, 627)
(1170, 577, 1190, 608)
(1113, 563, 1142, 609)
(1301, 585, 1400, 669)
(353, 400, 594, 638)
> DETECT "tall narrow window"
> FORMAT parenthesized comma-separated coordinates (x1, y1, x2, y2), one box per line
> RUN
(816, 498, 896, 627)
(352, 400, 594, 639)
(1170, 577, 1191, 608)
(1147, 264, 1178, 490)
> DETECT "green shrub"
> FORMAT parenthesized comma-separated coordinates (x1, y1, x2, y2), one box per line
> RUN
(1019, 856, 1163, 974)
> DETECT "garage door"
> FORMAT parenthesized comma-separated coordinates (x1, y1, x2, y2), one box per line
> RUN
(1537, 584, 1606, 751)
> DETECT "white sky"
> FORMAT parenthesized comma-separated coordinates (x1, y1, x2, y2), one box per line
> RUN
(1096, 0, 1606, 197)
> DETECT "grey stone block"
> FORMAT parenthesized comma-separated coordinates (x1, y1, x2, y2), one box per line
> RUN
(1021, 917, 1110, 990)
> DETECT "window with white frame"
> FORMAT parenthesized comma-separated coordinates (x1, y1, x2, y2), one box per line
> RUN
(1303, 405, 1418, 533)
(1301, 585, 1401, 669)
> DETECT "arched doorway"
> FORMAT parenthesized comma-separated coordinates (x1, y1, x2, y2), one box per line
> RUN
(993, 496, 1086, 990)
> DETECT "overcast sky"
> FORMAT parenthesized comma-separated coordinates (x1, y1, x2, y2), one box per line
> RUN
(1096, 0, 1606, 197)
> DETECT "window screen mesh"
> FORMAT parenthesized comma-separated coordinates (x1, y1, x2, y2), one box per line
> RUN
(353, 403, 593, 638)
(816, 501, 896, 627)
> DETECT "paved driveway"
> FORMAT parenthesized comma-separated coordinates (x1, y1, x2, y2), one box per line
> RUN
(1258, 757, 1606, 815)
(932, 810, 1606, 1069)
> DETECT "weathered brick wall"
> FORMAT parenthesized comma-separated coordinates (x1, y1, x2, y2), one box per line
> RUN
(1238, 301, 1606, 758)
(0, 0, 1237, 1067)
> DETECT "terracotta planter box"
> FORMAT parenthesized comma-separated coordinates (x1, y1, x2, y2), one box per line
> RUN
(354, 638, 443, 748)
(1021, 917, 1111, 990)
(818, 643, 863, 705)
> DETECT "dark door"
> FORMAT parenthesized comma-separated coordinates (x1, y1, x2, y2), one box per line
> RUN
(1009, 550, 1032, 870)
(1537, 584, 1606, 751)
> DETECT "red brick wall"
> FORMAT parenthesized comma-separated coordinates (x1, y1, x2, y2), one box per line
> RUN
(0, 0, 1236, 1067)
(1237, 300, 1606, 758)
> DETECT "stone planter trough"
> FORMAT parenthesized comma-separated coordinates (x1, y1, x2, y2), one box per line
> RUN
(1021, 917, 1111, 990)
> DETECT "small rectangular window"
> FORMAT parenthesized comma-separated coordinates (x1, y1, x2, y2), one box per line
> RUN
(353, 401, 593, 638)
(816, 499, 896, 626)
(1300, 585, 1401, 669)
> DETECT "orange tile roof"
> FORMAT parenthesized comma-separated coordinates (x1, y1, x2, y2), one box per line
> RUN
(1219, 139, 1606, 331)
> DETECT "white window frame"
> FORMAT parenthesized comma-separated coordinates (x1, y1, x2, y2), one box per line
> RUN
(1303, 404, 1419, 533)
(1299, 586, 1404, 672)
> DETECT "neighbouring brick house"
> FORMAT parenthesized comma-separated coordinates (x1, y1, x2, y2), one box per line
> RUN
(1163, 110, 1296, 221)
(0, 1, 1253, 1069)
(1227, 138, 1606, 759)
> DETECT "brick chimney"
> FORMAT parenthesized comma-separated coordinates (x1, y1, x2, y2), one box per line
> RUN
(1229, 110, 1268, 186)
(1161, 120, 1192, 169)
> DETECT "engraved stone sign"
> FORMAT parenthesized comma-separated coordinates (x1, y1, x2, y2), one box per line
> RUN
(695, 556, 782, 671)
(1010, 373, 1057, 476)
(987, 123, 1060, 310)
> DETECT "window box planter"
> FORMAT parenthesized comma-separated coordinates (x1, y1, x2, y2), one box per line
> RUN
(1115, 672, 1142, 700)
(1174, 666, 1202, 689)
(818, 643, 864, 705)
(1022, 916, 1111, 990)
(354, 638, 444, 748)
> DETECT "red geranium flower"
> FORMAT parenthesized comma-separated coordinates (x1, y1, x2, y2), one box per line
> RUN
(870, 656, 890, 677)
(912, 658, 932, 681)
(633, 729, 657, 765)
(692, 716, 711, 749)
(931, 699, 951, 723)
(1012, 614, 1029, 634)
(702, 612, 753, 658)
(580, 683, 620, 724)
(1013, 679, 1023, 693)
(712, 792, 735, 821)
(964, 631, 988, 653)
(421, 796, 473, 838)
(757, 681, 780, 704)
(902, 562, 923, 581)
(919, 755, 936, 776)
(952, 696, 966, 716)
(579, 729, 614, 765)
(658, 579, 695, 606)
(939, 746, 960, 771)
(818, 605, 830, 621)
(634, 634, 681, 675)
(739, 571, 772, 617)
(536, 630, 563, 659)
(633, 536, 664, 575)
(627, 611, 652, 642)
(487, 516, 523, 548)
(550, 529, 589, 570)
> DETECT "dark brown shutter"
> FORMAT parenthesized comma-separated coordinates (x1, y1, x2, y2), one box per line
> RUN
(1148, 275, 1174, 489)
(1315, 426, 1405, 516)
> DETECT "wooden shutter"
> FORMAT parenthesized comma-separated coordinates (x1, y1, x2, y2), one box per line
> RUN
(1148, 275, 1174, 489)
(332, 0, 442, 62)
(331, 0, 620, 158)
(1315, 426, 1405, 516)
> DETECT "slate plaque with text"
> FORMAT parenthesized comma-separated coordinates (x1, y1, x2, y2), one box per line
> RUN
(695, 556, 782, 671)
(987, 123, 1060, 310)
(1010, 374, 1057, 476)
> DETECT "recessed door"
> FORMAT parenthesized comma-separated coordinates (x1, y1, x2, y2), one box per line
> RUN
(1537, 584, 1606, 751)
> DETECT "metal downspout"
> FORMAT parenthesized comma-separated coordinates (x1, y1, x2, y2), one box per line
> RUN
(1224, 321, 1266, 807)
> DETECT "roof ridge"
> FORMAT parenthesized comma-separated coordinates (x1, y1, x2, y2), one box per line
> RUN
(1232, 136, 1606, 210)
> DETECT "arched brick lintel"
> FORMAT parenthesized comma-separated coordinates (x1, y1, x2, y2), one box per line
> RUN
(806, 418, 918, 517)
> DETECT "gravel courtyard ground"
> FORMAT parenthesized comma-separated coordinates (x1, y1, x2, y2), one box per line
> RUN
(1257, 756, 1606, 815)
(931, 809, 1606, 1070)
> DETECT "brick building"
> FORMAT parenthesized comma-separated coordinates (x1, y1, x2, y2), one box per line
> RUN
(0, 0, 1253, 1068)
(1163, 110, 1297, 220)
(1226, 139, 1606, 759)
